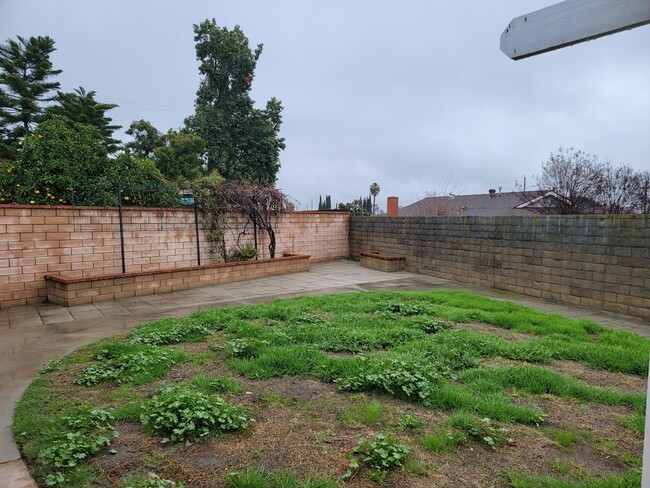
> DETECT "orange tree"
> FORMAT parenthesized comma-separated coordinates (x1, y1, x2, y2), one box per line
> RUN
(0, 115, 178, 207)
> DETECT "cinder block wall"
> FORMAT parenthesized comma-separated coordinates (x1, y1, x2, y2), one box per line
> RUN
(350, 215, 649, 320)
(0, 205, 349, 308)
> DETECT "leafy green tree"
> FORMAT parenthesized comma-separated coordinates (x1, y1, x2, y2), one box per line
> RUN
(369, 182, 380, 215)
(0, 116, 180, 207)
(186, 20, 285, 185)
(337, 198, 371, 216)
(153, 129, 206, 181)
(125, 119, 162, 158)
(325, 195, 332, 210)
(0, 115, 106, 204)
(109, 153, 179, 208)
(0, 35, 61, 159)
(46, 86, 121, 153)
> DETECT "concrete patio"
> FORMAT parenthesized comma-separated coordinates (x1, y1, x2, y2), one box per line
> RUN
(1, 260, 648, 487)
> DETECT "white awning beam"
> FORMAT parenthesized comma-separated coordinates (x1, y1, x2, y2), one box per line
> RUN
(500, 0, 650, 60)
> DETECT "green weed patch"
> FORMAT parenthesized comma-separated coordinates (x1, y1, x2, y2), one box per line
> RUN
(74, 341, 189, 386)
(140, 385, 252, 442)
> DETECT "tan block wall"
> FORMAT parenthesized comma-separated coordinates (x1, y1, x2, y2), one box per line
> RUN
(350, 215, 650, 320)
(0, 205, 349, 309)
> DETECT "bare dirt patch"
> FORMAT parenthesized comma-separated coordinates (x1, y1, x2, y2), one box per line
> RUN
(547, 360, 647, 394)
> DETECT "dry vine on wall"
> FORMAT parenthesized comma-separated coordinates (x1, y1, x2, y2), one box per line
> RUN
(190, 179, 288, 262)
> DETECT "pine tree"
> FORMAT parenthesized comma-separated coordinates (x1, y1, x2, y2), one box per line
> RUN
(46, 86, 121, 153)
(318, 195, 323, 210)
(0, 35, 61, 159)
(325, 194, 331, 210)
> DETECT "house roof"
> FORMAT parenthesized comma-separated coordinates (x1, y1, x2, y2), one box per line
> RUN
(399, 190, 552, 217)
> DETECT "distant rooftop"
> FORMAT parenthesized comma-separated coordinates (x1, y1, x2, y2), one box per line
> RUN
(399, 190, 549, 217)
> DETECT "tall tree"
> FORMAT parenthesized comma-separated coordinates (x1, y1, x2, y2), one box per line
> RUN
(186, 20, 285, 184)
(46, 86, 121, 153)
(369, 182, 380, 215)
(125, 119, 163, 158)
(0, 35, 61, 159)
(153, 129, 206, 181)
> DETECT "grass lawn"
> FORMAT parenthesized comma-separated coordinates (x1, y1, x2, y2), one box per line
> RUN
(14, 291, 648, 487)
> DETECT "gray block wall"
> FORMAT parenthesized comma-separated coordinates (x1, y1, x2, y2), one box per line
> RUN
(350, 215, 649, 320)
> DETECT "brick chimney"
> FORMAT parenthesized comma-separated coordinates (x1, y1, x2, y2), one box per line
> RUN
(387, 196, 399, 217)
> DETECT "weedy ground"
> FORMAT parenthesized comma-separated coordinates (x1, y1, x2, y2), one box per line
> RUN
(14, 291, 648, 487)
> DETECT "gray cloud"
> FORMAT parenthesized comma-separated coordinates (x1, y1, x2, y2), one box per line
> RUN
(2, 0, 648, 210)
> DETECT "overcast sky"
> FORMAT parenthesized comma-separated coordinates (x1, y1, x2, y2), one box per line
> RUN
(2, 1, 649, 210)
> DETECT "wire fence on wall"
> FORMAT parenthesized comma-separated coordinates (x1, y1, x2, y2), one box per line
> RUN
(67, 177, 202, 271)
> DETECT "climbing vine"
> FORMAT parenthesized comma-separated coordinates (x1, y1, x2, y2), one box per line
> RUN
(190, 177, 288, 262)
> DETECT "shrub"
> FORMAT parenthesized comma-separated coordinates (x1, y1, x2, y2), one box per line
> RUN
(348, 433, 410, 479)
(228, 242, 260, 262)
(140, 385, 252, 442)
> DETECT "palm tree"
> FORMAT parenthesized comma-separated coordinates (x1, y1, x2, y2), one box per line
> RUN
(369, 182, 380, 215)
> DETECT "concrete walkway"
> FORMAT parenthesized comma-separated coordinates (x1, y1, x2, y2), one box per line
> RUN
(1, 260, 648, 487)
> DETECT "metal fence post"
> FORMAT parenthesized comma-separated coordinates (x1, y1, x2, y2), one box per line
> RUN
(117, 182, 126, 273)
(194, 199, 201, 266)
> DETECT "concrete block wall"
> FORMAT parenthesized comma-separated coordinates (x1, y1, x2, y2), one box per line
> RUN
(0, 205, 349, 309)
(350, 215, 649, 320)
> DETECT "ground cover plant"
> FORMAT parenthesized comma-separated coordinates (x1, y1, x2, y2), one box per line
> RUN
(14, 291, 647, 487)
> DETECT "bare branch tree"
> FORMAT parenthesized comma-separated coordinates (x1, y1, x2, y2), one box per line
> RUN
(598, 162, 642, 214)
(535, 147, 605, 214)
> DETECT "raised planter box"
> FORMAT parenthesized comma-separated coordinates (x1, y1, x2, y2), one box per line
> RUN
(359, 251, 405, 272)
(44, 254, 310, 307)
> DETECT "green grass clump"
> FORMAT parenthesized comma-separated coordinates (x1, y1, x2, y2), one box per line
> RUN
(229, 345, 324, 379)
(525, 336, 649, 375)
(424, 383, 544, 424)
(396, 413, 423, 431)
(225, 468, 337, 488)
(460, 365, 645, 412)
(117, 471, 185, 487)
(341, 399, 385, 426)
(420, 430, 466, 453)
(190, 374, 244, 395)
(140, 385, 252, 442)
(552, 428, 582, 452)
(617, 412, 645, 437)
(446, 412, 512, 449)
(507, 468, 642, 488)
(420, 412, 512, 454)
(37, 405, 117, 486)
(129, 316, 216, 346)
(74, 341, 189, 386)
